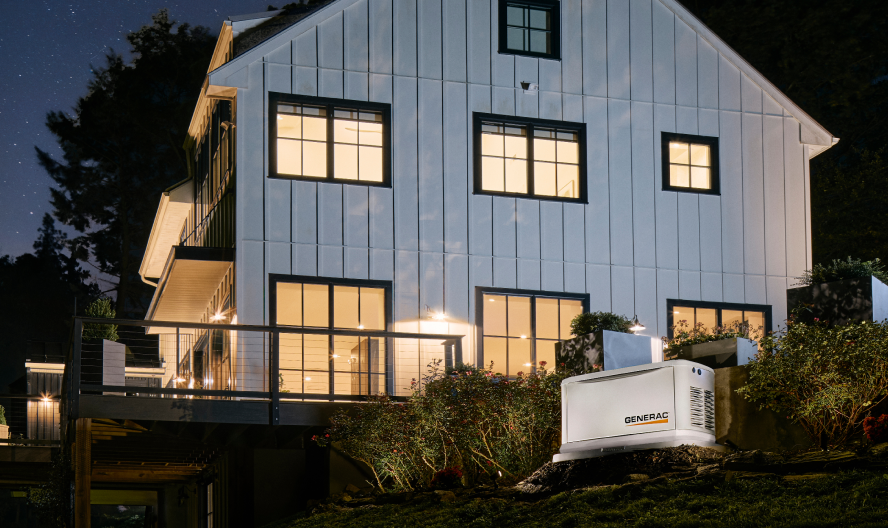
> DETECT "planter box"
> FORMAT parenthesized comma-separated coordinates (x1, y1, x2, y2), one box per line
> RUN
(0, 424, 8, 440)
(665, 338, 757, 369)
(555, 330, 659, 376)
(786, 275, 888, 326)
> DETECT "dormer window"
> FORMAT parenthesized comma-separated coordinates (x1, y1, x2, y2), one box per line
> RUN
(499, 0, 560, 59)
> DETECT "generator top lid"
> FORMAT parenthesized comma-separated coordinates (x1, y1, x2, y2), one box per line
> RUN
(561, 360, 714, 386)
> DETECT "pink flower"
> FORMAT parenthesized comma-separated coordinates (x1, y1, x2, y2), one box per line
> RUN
(539, 361, 547, 367)
(517, 371, 524, 377)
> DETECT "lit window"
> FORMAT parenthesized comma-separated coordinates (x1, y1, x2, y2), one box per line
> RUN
(669, 302, 768, 344)
(272, 95, 390, 186)
(499, 0, 560, 59)
(476, 114, 585, 201)
(662, 133, 719, 194)
(481, 292, 584, 375)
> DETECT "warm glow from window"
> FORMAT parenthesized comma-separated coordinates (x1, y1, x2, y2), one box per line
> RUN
(533, 129, 579, 198)
(277, 104, 327, 178)
(669, 141, 711, 190)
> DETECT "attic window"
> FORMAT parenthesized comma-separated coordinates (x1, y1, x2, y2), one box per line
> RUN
(661, 133, 720, 195)
(499, 0, 560, 59)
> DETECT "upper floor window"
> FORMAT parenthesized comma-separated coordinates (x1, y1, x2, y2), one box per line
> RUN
(666, 300, 771, 344)
(661, 132, 720, 194)
(270, 93, 391, 187)
(499, 0, 560, 59)
(474, 113, 585, 202)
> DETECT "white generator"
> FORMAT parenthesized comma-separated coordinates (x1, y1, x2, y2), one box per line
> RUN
(554, 360, 723, 461)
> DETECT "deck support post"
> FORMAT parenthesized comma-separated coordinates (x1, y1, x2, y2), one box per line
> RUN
(74, 417, 91, 527)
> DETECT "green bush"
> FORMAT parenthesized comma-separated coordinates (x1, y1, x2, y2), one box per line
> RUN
(738, 318, 888, 448)
(795, 256, 888, 286)
(316, 361, 566, 491)
(663, 320, 762, 356)
(82, 298, 119, 341)
(0, 404, 6, 426)
(569, 311, 631, 336)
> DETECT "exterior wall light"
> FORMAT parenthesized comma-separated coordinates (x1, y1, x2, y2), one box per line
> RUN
(630, 315, 645, 333)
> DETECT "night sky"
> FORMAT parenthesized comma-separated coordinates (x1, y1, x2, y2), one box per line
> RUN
(0, 0, 273, 259)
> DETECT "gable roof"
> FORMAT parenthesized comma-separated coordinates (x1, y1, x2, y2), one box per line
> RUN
(207, 0, 837, 157)
(231, 1, 337, 57)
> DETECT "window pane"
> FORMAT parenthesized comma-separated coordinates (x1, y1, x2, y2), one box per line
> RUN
(278, 114, 301, 139)
(303, 284, 329, 327)
(535, 340, 557, 370)
(529, 8, 550, 29)
(302, 141, 327, 178)
(506, 6, 525, 26)
(484, 295, 507, 336)
(557, 141, 579, 164)
(359, 146, 384, 182)
(303, 115, 327, 141)
(304, 334, 330, 371)
(332, 335, 358, 373)
(277, 282, 302, 326)
(280, 333, 303, 371)
(556, 164, 579, 198)
(696, 308, 717, 332)
(672, 306, 695, 327)
(482, 157, 505, 192)
(359, 121, 384, 146)
(722, 309, 744, 329)
(529, 30, 549, 54)
(481, 133, 504, 157)
(504, 135, 527, 160)
(690, 167, 710, 189)
(484, 337, 507, 373)
(745, 311, 765, 341)
(560, 300, 583, 339)
(507, 296, 531, 338)
(509, 338, 532, 376)
(505, 159, 528, 193)
(360, 287, 386, 330)
(334, 286, 360, 329)
(669, 142, 690, 164)
(334, 144, 359, 180)
(535, 297, 559, 339)
(534, 162, 557, 196)
(670, 164, 690, 187)
(534, 138, 557, 162)
(333, 119, 358, 144)
(690, 144, 710, 166)
(277, 139, 302, 176)
(507, 27, 526, 51)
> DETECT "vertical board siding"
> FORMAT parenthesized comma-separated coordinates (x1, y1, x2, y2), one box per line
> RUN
(518, 259, 542, 290)
(293, 66, 318, 96)
(240, 240, 265, 324)
(492, 198, 517, 258)
(266, 43, 290, 65)
(611, 266, 635, 319)
(293, 243, 318, 276)
(541, 261, 564, 292)
(767, 276, 788, 329)
(420, 252, 445, 313)
(631, 102, 656, 268)
(651, 0, 675, 104)
(493, 258, 518, 288)
(539, 91, 562, 120)
(267, 63, 292, 93)
(561, 0, 583, 94)
(656, 268, 679, 336)
(292, 27, 317, 66)
(516, 200, 541, 259)
(701, 272, 723, 302)
(539, 59, 561, 94)
(634, 267, 658, 337)
(784, 118, 807, 279)
(319, 246, 344, 278)
(317, 183, 343, 246)
(582, 0, 608, 97)
(563, 203, 586, 263)
(318, 69, 344, 98)
(345, 247, 370, 278)
(585, 96, 610, 264)
(369, 187, 394, 249)
(697, 36, 718, 109)
(292, 181, 317, 244)
(723, 273, 745, 303)
(344, 0, 369, 72)
(318, 12, 344, 70)
(393, 77, 419, 250)
(442, 0, 467, 82)
(718, 55, 741, 111)
(369, 73, 393, 103)
(444, 253, 470, 321)
(607, 0, 631, 99)
(395, 250, 420, 329)
(678, 270, 701, 300)
(345, 186, 370, 247)
(393, 0, 417, 76)
(763, 115, 787, 277)
(370, 248, 394, 280)
(266, 178, 291, 242)
(466, 0, 491, 84)
(369, 0, 393, 74)
(587, 264, 611, 312)
(742, 113, 766, 275)
(565, 262, 586, 293)
(468, 86, 493, 256)
(443, 82, 469, 254)
(418, 79, 445, 252)
(345, 71, 369, 100)
(654, 104, 678, 269)
(241, 63, 265, 242)
(745, 275, 767, 305)
(698, 108, 722, 272)
(677, 193, 700, 270)
(540, 201, 564, 261)
(417, 0, 443, 80)
(266, 242, 291, 275)
(674, 18, 697, 107)
(608, 99, 633, 266)
(720, 111, 744, 274)
(490, 0, 514, 88)
(629, 0, 653, 103)
(741, 74, 763, 114)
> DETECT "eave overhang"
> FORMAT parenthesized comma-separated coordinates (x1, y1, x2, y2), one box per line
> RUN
(145, 246, 234, 334)
(139, 180, 193, 282)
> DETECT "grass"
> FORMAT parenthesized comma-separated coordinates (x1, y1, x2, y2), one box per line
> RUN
(271, 471, 888, 528)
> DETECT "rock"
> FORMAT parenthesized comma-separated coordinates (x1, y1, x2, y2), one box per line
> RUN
(871, 442, 888, 457)
(622, 474, 649, 483)
(344, 483, 361, 494)
(340, 494, 353, 503)
(434, 490, 457, 503)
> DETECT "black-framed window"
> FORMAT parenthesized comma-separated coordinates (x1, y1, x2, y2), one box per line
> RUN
(269, 93, 391, 186)
(498, 0, 560, 59)
(270, 275, 392, 396)
(474, 113, 586, 202)
(662, 132, 720, 194)
(476, 288, 588, 376)
(666, 299, 771, 343)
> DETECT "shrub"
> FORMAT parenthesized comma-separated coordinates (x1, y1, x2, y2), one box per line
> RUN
(430, 467, 463, 489)
(570, 311, 631, 336)
(0, 404, 6, 426)
(663, 319, 761, 357)
(82, 298, 119, 341)
(863, 414, 888, 443)
(316, 361, 566, 492)
(738, 319, 888, 448)
(795, 256, 888, 286)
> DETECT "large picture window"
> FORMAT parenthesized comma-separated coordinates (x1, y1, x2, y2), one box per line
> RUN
(498, 0, 560, 59)
(474, 113, 586, 201)
(269, 94, 390, 186)
(666, 300, 771, 344)
(478, 289, 586, 376)
(271, 276, 390, 396)
(661, 132, 720, 194)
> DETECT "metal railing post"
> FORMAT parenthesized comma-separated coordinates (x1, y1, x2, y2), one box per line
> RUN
(269, 330, 280, 426)
(175, 327, 180, 381)
(71, 319, 83, 420)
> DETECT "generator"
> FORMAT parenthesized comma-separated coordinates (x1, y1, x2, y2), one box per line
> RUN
(554, 360, 722, 461)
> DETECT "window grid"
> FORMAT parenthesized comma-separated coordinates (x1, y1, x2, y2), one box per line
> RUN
(661, 132, 720, 195)
(667, 300, 771, 347)
(498, 0, 560, 59)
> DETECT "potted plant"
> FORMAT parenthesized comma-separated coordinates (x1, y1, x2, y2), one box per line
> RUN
(663, 320, 759, 369)
(556, 312, 657, 376)
(0, 404, 8, 440)
(787, 257, 888, 326)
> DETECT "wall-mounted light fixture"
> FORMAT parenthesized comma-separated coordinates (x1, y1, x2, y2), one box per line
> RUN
(425, 305, 446, 321)
(520, 81, 539, 93)
(629, 315, 645, 333)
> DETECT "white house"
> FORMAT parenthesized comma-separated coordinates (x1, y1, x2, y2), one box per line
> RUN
(139, 0, 837, 400)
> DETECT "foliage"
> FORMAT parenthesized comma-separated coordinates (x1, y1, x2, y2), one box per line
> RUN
(662, 320, 761, 356)
(795, 255, 888, 287)
(36, 9, 215, 318)
(429, 467, 463, 489)
(569, 311, 631, 337)
(29, 449, 71, 527)
(82, 298, 119, 341)
(863, 414, 888, 444)
(316, 361, 566, 492)
(738, 319, 888, 448)
(0, 404, 6, 426)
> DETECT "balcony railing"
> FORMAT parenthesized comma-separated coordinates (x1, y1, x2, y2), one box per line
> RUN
(181, 192, 234, 249)
(64, 317, 464, 425)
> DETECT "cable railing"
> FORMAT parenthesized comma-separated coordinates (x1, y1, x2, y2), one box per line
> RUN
(65, 317, 465, 424)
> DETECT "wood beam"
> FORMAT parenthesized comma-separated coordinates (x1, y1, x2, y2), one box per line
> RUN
(74, 418, 91, 528)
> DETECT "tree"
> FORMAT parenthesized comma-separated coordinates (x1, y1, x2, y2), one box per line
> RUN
(36, 10, 215, 318)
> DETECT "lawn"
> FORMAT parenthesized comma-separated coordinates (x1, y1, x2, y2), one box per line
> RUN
(270, 470, 888, 528)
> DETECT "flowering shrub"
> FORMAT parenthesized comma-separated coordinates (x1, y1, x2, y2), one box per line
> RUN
(738, 318, 888, 448)
(570, 311, 632, 336)
(430, 467, 463, 489)
(315, 361, 566, 491)
(663, 319, 761, 357)
(863, 414, 888, 443)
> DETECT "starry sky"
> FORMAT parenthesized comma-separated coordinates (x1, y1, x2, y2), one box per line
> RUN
(0, 0, 274, 259)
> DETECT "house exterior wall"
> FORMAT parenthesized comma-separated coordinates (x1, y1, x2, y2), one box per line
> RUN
(219, 0, 813, 366)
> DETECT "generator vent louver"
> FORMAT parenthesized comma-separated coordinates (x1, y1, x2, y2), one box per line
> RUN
(690, 386, 715, 430)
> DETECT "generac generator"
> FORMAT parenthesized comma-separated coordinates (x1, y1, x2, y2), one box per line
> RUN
(554, 360, 722, 461)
